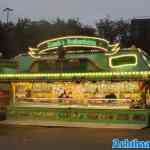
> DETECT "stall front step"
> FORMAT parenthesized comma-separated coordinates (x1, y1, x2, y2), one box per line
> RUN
(0, 119, 147, 129)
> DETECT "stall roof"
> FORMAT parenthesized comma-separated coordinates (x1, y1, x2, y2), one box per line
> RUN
(0, 36, 150, 80)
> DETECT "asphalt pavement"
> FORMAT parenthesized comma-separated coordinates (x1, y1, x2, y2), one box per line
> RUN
(0, 124, 150, 150)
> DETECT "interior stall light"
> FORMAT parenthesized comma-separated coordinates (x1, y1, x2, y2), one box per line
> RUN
(68, 73, 73, 77)
(84, 73, 88, 76)
(140, 71, 144, 75)
(146, 71, 150, 74)
(78, 73, 81, 77)
(96, 72, 101, 76)
(79, 73, 84, 77)
(75, 73, 81, 77)
(20, 74, 24, 77)
(143, 71, 147, 75)
(61, 73, 66, 77)
(111, 72, 114, 75)
(101, 72, 106, 76)
(54, 73, 60, 77)
(132, 72, 136, 75)
(49, 73, 59, 77)
(73, 73, 79, 77)
(108, 72, 112, 76)
(6, 74, 13, 77)
(123, 72, 128, 75)
(69, 73, 74, 77)
(101, 72, 105, 76)
(21, 74, 26, 78)
(112, 72, 118, 76)
(94, 72, 99, 76)
(102, 73, 106, 76)
(127, 72, 132, 75)
(0, 75, 5, 78)
(66, 73, 71, 77)
(30, 74, 36, 78)
(88, 73, 93, 76)
(134, 72, 139, 75)
(81, 73, 86, 76)
(92, 72, 96, 76)
(120, 72, 125, 75)
(39, 74, 44, 77)
(143, 71, 149, 75)
(48, 74, 55, 77)
(45, 73, 49, 77)
(90, 73, 94, 76)
(104, 72, 108, 76)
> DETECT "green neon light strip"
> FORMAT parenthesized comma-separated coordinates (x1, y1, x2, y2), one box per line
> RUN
(29, 45, 108, 55)
(28, 51, 41, 59)
(0, 71, 149, 79)
(29, 46, 108, 59)
(40, 45, 107, 53)
(105, 47, 120, 56)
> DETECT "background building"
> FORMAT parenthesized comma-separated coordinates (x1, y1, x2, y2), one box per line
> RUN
(131, 18, 150, 54)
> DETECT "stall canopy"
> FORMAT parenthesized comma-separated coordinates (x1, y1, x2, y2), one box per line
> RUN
(0, 36, 150, 80)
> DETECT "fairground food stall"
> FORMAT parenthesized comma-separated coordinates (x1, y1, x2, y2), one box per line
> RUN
(1, 36, 150, 128)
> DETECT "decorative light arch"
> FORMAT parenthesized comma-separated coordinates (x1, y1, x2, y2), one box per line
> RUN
(28, 36, 120, 58)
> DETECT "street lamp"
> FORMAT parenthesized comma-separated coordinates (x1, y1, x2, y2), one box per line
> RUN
(3, 8, 14, 24)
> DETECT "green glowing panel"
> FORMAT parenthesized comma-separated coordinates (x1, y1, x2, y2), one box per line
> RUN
(48, 38, 96, 48)
(110, 55, 137, 68)
(37, 36, 110, 51)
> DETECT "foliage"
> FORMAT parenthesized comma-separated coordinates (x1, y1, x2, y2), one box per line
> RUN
(0, 17, 131, 58)
(96, 17, 131, 46)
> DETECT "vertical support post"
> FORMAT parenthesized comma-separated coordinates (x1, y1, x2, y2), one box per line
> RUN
(11, 83, 16, 105)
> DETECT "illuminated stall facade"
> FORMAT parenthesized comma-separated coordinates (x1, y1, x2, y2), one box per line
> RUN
(12, 80, 141, 108)
(1, 36, 150, 127)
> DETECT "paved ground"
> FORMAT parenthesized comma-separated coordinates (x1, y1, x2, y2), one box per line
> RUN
(0, 125, 150, 150)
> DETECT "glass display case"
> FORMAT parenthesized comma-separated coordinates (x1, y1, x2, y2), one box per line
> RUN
(12, 80, 142, 107)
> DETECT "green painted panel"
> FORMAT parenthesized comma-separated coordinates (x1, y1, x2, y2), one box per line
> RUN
(111, 56, 136, 66)
(7, 106, 150, 126)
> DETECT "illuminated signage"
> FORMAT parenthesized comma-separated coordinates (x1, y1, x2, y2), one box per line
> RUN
(28, 36, 121, 58)
(47, 38, 97, 48)
(37, 36, 110, 51)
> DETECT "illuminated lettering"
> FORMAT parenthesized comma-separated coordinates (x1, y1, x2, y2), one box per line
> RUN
(47, 38, 97, 48)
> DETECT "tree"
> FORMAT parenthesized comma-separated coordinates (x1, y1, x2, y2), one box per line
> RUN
(0, 17, 132, 58)
(96, 17, 131, 47)
(114, 19, 131, 47)
(50, 18, 82, 36)
(96, 18, 114, 42)
(80, 25, 96, 36)
(15, 18, 32, 52)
